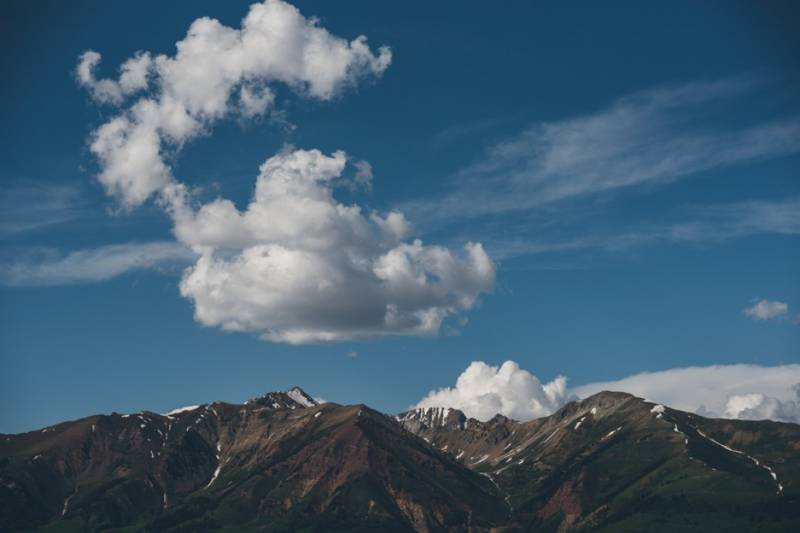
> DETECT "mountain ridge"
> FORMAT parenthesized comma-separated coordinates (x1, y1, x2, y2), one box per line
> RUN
(2, 388, 798, 532)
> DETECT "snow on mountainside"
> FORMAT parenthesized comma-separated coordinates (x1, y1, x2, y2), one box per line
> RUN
(0, 387, 505, 532)
(398, 391, 800, 531)
(245, 386, 319, 409)
(285, 386, 318, 407)
(2, 387, 799, 532)
(396, 406, 466, 431)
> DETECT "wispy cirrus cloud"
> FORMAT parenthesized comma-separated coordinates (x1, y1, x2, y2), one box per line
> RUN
(0, 182, 86, 236)
(481, 197, 800, 260)
(405, 77, 800, 227)
(0, 242, 195, 287)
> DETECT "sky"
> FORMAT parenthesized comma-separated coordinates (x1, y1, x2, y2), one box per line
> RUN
(1, 0, 799, 433)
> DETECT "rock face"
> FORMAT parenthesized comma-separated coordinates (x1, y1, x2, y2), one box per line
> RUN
(1, 388, 799, 532)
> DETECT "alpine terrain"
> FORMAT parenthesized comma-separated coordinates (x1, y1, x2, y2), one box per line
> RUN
(1, 387, 798, 532)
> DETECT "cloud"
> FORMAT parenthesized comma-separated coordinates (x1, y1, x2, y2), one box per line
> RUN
(574, 364, 800, 423)
(406, 78, 800, 227)
(0, 183, 85, 236)
(78, 4, 493, 343)
(79, 0, 391, 209)
(352, 160, 373, 191)
(415, 361, 571, 421)
(0, 242, 195, 286)
(76, 50, 153, 105)
(475, 197, 800, 261)
(173, 149, 494, 343)
(744, 299, 789, 321)
(416, 360, 800, 423)
(721, 386, 800, 422)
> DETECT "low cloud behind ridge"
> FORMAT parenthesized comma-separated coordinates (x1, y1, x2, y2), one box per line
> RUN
(416, 360, 800, 424)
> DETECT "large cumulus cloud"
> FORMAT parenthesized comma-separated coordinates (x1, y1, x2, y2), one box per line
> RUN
(79, 1, 494, 343)
(173, 149, 494, 343)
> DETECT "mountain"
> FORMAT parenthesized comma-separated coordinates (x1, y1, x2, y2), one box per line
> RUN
(1, 388, 798, 532)
(398, 391, 800, 531)
(0, 387, 505, 532)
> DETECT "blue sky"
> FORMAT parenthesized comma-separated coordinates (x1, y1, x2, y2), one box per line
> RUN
(1, 0, 798, 432)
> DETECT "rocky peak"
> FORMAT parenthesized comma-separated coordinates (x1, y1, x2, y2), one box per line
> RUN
(285, 386, 318, 407)
(396, 406, 467, 433)
(246, 386, 318, 409)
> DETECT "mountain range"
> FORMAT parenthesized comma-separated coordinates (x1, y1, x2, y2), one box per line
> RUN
(1, 387, 798, 532)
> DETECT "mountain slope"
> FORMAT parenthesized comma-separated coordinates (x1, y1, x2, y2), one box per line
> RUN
(2, 389, 799, 532)
(0, 389, 506, 532)
(399, 391, 800, 531)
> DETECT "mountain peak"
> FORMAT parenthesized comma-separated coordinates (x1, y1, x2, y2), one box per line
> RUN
(246, 386, 318, 409)
(285, 386, 318, 407)
(3, 387, 799, 531)
(396, 406, 467, 431)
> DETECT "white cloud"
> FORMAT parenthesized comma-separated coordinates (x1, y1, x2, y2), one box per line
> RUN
(416, 360, 800, 423)
(722, 387, 800, 422)
(0, 183, 85, 235)
(406, 78, 800, 226)
(238, 85, 275, 118)
(0, 242, 195, 286)
(174, 148, 494, 343)
(483, 197, 800, 261)
(744, 299, 789, 321)
(79, 0, 391, 209)
(574, 364, 800, 423)
(74, 2, 492, 343)
(76, 50, 153, 105)
(352, 160, 373, 191)
(415, 361, 570, 421)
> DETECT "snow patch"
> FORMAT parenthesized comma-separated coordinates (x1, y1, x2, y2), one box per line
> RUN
(286, 387, 317, 407)
(205, 465, 222, 488)
(542, 429, 559, 444)
(164, 405, 200, 417)
(695, 427, 783, 494)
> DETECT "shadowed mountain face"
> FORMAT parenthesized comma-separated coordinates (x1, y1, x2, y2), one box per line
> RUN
(1, 389, 798, 532)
